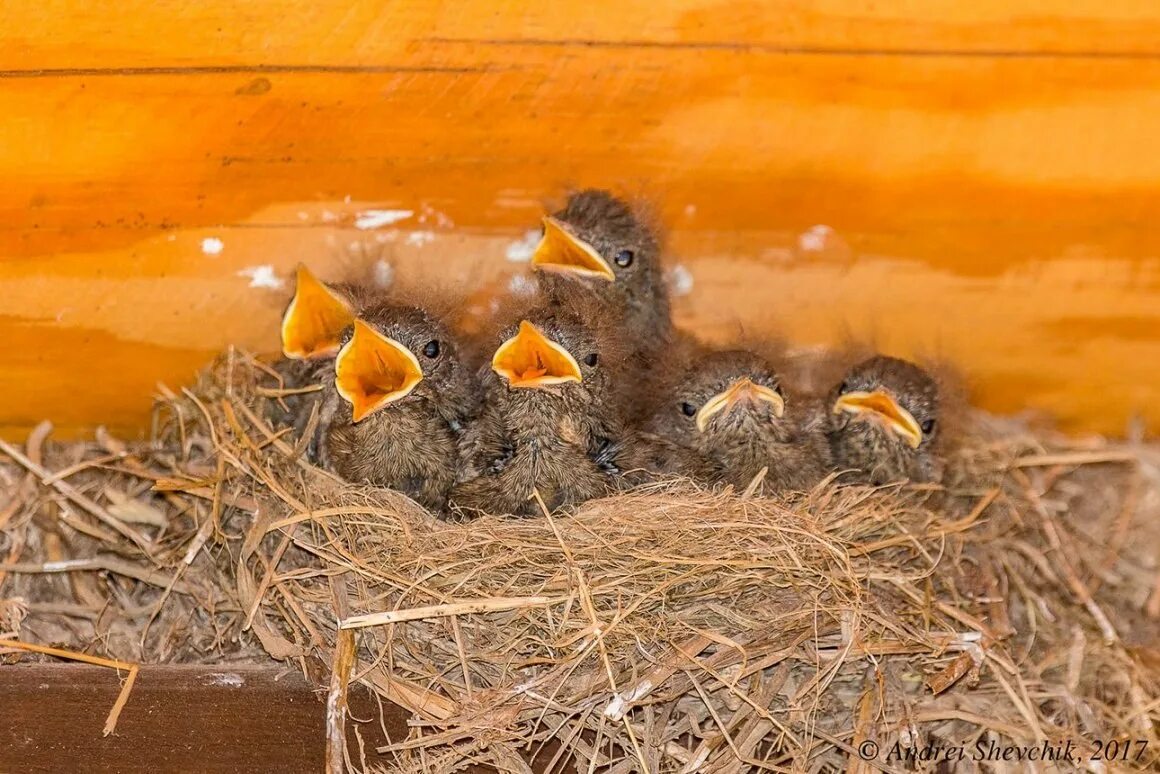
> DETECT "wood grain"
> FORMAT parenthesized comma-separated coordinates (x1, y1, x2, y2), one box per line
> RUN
(3, 1, 1160, 437)
(0, 664, 358, 773)
(0, 663, 549, 773)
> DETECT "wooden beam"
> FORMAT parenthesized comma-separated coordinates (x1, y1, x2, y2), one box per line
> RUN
(4, 2, 1160, 437)
(0, 663, 511, 773)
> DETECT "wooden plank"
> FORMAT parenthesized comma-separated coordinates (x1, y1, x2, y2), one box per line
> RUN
(0, 663, 551, 773)
(6, 0, 1160, 67)
(3, 4, 1160, 436)
(0, 664, 345, 773)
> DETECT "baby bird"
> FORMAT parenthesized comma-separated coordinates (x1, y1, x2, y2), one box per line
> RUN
(825, 355, 941, 484)
(530, 189, 672, 360)
(312, 302, 476, 511)
(641, 348, 830, 492)
(451, 302, 631, 518)
(277, 266, 474, 512)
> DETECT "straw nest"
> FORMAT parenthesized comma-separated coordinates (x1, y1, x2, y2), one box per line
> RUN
(3, 350, 1160, 773)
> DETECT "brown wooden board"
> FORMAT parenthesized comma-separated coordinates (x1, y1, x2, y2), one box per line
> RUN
(0, 663, 567, 773)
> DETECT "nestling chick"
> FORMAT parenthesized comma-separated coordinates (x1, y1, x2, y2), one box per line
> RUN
(313, 302, 476, 511)
(451, 302, 632, 517)
(825, 355, 941, 484)
(642, 348, 830, 492)
(530, 189, 672, 360)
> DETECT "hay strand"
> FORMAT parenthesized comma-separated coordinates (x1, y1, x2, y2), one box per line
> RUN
(0, 638, 140, 736)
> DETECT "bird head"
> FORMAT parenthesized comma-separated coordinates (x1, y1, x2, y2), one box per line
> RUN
(655, 350, 790, 450)
(489, 306, 616, 411)
(530, 190, 670, 332)
(335, 303, 464, 422)
(829, 355, 939, 451)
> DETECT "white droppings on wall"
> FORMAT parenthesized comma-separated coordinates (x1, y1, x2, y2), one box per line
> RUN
(667, 264, 694, 296)
(505, 229, 542, 262)
(201, 237, 224, 256)
(354, 209, 413, 230)
(237, 265, 285, 289)
(798, 224, 833, 252)
(405, 230, 436, 247)
(203, 672, 246, 688)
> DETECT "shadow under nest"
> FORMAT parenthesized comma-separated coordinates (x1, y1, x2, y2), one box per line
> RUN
(2, 350, 1160, 773)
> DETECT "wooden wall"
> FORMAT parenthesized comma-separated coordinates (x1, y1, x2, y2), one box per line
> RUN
(4, 1, 1160, 437)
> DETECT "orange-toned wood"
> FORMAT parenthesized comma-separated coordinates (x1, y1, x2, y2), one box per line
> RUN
(3, 2, 1160, 437)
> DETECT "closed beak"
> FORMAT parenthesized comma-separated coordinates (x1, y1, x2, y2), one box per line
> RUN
(695, 378, 785, 432)
(832, 390, 922, 448)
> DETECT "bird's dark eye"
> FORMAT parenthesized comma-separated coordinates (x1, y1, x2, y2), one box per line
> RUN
(583, 353, 599, 367)
(423, 340, 441, 359)
(921, 418, 936, 435)
(613, 249, 634, 268)
(681, 402, 697, 417)
(838, 381, 850, 394)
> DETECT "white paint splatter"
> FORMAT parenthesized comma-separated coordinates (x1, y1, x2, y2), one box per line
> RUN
(405, 230, 436, 247)
(166, 233, 177, 242)
(343, 194, 352, 204)
(798, 224, 833, 252)
(237, 265, 285, 289)
(683, 204, 697, 217)
(667, 264, 694, 296)
(419, 204, 455, 228)
(417, 203, 454, 228)
(201, 237, 224, 256)
(321, 210, 339, 223)
(505, 229, 542, 262)
(354, 209, 413, 230)
(296, 211, 310, 222)
(372, 260, 394, 288)
(203, 672, 245, 688)
(508, 274, 537, 296)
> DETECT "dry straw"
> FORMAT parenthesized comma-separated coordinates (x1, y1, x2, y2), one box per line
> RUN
(2, 349, 1159, 773)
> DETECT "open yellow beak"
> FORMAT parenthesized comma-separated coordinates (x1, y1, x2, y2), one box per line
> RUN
(335, 320, 424, 422)
(530, 217, 615, 282)
(281, 264, 356, 359)
(695, 378, 785, 433)
(492, 321, 583, 389)
(832, 390, 922, 449)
